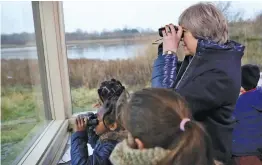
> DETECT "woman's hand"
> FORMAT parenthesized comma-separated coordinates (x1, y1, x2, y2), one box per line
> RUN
(76, 116, 87, 132)
(162, 24, 183, 53)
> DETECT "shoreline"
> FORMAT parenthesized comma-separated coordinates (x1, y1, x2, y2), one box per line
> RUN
(2, 35, 261, 49)
(1, 35, 158, 49)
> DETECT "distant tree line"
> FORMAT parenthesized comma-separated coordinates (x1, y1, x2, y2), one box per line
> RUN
(1, 28, 156, 45)
(1, 32, 36, 45)
(2, 8, 262, 46)
(65, 28, 156, 41)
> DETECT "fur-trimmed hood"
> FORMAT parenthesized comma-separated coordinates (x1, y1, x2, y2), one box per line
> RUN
(110, 140, 224, 165)
(110, 140, 170, 165)
(99, 130, 128, 143)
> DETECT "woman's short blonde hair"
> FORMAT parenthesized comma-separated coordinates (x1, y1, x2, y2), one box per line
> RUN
(179, 2, 228, 44)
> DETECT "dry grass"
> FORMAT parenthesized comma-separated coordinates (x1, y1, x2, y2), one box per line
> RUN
(1, 59, 41, 86)
(233, 37, 262, 66)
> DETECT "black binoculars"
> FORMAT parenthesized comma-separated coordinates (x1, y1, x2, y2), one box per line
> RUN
(84, 112, 99, 126)
(158, 25, 184, 38)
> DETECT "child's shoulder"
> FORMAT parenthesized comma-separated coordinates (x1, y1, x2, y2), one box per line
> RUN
(93, 139, 119, 156)
(99, 130, 127, 144)
(97, 140, 119, 150)
(99, 130, 127, 141)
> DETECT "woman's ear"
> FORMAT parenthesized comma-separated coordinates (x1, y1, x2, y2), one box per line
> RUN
(108, 122, 118, 131)
(135, 138, 144, 149)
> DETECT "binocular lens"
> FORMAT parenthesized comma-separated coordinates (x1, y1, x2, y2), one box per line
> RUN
(87, 119, 99, 126)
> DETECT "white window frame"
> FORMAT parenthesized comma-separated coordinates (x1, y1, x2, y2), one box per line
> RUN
(17, 1, 72, 165)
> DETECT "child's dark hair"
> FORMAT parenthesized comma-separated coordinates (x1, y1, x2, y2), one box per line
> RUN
(98, 79, 125, 103)
(102, 91, 128, 130)
(120, 88, 215, 165)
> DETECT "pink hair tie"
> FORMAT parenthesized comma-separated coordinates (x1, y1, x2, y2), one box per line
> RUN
(180, 118, 191, 131)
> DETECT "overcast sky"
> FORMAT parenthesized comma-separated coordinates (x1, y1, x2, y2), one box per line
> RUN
(1, 1, 262, 34)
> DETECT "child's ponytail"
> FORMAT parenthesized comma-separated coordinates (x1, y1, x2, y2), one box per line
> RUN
(159, 119, 215, 165)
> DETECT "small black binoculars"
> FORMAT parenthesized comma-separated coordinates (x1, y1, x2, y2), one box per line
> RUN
(83, 112, 99, 126)
(158, 25, 184, 38)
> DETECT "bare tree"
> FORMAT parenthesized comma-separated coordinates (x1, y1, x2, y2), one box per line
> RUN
(211, 1, 244, 22)
(213, 1, 231, 18)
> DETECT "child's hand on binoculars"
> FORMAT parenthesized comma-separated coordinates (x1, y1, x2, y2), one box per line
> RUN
(162, 24, 183, 53)
(76, 116, 87, 132)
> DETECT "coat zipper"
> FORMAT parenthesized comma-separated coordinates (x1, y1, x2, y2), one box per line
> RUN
(175, 54, 197, 90)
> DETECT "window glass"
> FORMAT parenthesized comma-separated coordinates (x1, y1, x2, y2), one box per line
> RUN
(1, 2, 50, 164)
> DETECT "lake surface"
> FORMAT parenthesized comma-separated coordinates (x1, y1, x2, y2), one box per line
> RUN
(1, 43, 147, 60)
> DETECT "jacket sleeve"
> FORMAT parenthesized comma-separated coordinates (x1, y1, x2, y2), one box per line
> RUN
(71, 131, 116, 165)
(151, 43, 179, 88)
(176, 70, 234, 115)
(87, 127, 99, 148)
(71, 131, 89, 165)
(151, 54, 178, 88)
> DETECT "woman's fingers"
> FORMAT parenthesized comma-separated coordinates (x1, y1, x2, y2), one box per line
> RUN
(162, 29, 167, 37)
(169, 24, 176, 35)
(165, 25, 171, 36)
(176, 26, 183, 38)
(162, 24, 181, 53)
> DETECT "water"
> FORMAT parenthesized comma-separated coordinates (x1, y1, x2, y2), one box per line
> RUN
(1, 43, 147, 60)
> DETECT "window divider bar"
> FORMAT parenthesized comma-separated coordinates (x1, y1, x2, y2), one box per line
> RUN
(32, 1, 53, 120)
(32, 1, 72, 120)
(54, 2, 72, 118)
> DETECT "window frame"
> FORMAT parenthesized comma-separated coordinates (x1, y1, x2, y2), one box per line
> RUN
(17, 1, 72, 164)
(32, 1, 72, 120)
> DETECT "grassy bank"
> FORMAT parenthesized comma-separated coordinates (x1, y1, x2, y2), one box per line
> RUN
(1, 85, 139, 145)
(1, 120, 49, 165)
(0, 86, 102, 164)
